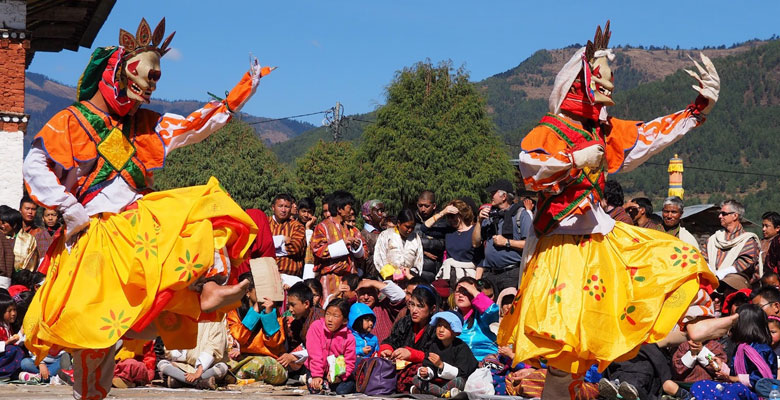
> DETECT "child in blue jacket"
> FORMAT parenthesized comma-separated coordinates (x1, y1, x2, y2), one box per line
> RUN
(348, 303, 379, 362)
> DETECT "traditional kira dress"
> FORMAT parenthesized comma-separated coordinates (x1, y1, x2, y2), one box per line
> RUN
(498, 108, 718, 375)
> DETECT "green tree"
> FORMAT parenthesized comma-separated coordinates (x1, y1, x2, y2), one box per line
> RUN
(154, 120, 297, 211)
(353, 60, 515, 212)
(294, 139, 357, 205)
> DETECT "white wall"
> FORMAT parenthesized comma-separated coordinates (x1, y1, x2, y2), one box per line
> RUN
(0, 130, 24, 208)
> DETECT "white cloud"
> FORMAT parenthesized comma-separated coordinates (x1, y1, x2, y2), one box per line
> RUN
(165, 48, 183, 61)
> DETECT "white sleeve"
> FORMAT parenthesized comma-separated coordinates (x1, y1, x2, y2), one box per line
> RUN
(195, 351, 214, 370)
(328, 240, 349, 258)
(305, 229, 314, 245)
(680, 351, 697, 369)
(169, 349, 187, 362)
(438, 362, 459, 380)
(697, 346, 715, 367)
(381, 281, 406, 303)
(715, 266, 738, 280)
(619, 110, 702, 173)
(23, 146, 90, 236)
(350, 240, 365, 258)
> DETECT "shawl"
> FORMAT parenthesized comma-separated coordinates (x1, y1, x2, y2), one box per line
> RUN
(706, 229, 761, 275)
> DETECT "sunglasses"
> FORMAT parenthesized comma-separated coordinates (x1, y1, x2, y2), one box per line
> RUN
(719, 211, 735, 216)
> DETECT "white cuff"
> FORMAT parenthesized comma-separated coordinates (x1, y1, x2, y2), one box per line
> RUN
(381, 281, 406, 303)
(680, 351, 697, 369)
(305, 229, 313, 245)
(195, 352, 214, 370)
(417, 367, 434, 381)
(438, 362, 459, 380)
(327, 240, 349, 258)
(716, 266, 738, 280)
(350, 241, 365, 258)
(302, 264, 315, 280)
(291, 349, 308, 363)
(0, 341, 5, 353)
(698, 346, 715, 367)
(169, 349, 187, 362)
(272, 235, 285, 249)
(0, 276, 10, 290)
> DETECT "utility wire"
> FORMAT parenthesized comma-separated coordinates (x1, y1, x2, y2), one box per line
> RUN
(246, 110, 329, 125)
(643, 162, 780, 179)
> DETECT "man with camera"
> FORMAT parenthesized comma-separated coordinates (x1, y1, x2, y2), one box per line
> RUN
(472, 179, 532, 292)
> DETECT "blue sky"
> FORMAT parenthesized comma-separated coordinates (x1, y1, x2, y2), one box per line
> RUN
(30, 0, 780, 125)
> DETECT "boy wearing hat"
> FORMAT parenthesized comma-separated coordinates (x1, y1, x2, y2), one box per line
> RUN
(412, 311, 478, 397)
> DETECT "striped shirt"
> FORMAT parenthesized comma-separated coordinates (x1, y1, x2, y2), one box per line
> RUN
(702, 225, 759, 274)
(267, 216, 306, 276)
(607, 206, 633, 225)
(311, 217, 365, 276)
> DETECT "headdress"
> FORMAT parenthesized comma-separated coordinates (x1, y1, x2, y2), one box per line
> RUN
(119, 18, 175, 60)
(549, 20, 614, 120)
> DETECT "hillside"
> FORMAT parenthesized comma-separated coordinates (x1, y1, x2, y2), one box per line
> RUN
(271, 38, 780, 223)
(23, 72, 314, 151)
(272, 41, 764, 163)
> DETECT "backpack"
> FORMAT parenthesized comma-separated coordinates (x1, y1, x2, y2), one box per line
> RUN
(355, 357, 397, 396)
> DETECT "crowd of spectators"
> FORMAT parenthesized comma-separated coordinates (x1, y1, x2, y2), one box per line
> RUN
(3, 179, 780, 399)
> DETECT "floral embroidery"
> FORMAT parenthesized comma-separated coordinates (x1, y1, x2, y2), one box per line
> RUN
(134, 232, 158, 259)
(620, 305, 637, 325)
(99, 309, 131, 339)
(627, 267, 645, 282)
(670, 246, 699, 268)
(583, 274, 606, 301)
(549, 279, 566, 304)
(175, 250, 204, 281)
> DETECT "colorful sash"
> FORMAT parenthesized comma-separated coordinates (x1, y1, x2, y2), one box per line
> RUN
(533, 114, 607, 235)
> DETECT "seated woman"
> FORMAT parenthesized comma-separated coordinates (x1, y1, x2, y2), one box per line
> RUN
(378, 285, 439, 393)
(373, 209, 423, 281)
(158, 320, 230, 390)
(226, 272, 287, 385)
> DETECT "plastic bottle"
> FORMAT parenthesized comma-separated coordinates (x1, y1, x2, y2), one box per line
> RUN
(769, 384, 780, 400)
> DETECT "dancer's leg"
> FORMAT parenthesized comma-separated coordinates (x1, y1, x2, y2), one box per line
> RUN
(72, 347, 116, 400)
(542, 367, 574, 400)
(686, 313, 739, 342)
(200, 279, 250, 313)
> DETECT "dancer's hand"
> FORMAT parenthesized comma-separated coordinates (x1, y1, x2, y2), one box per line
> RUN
(185, 365, 203, 382)
(62, 201, 90, 245)
(685, 53, 720, 115)
(571, 145, 604, 169)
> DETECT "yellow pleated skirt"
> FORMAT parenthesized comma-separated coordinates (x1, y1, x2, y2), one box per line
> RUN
(497, 221, 717, 374)
(23, 177, 256, 360)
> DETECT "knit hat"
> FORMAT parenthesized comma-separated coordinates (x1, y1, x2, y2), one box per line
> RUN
(430, 311, 463, 334)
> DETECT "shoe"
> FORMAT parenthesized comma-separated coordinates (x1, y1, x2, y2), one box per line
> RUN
(166, 375, 183, 389)
(410, 385, 420, 394)
(19, 372, 41, 383)
(195, 376, 217, 390)
(112, 377, 135, 388)
(598, 378, 620, 400)
(49, 376, 64, 385)
(446, 387, 460, 398)
(57, 369, 74, 386)
(618, 381, 640, 400)
(222, 372, 237, 385)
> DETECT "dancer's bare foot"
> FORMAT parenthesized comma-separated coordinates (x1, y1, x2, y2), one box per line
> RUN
(200, 279, 250, 313)
(686, 313, 739, 342)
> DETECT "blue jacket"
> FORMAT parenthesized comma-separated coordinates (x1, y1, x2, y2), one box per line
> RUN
(457, 294, 499, 362)
(348, 303, 379, 359)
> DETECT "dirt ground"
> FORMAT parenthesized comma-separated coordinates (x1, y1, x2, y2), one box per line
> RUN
(0, 382, 373, 399)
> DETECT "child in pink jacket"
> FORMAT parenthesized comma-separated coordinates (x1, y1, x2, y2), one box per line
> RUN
(305, 298, 356, 394)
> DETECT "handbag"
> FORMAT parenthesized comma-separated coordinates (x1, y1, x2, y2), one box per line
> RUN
(355, 357, 397, 396)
